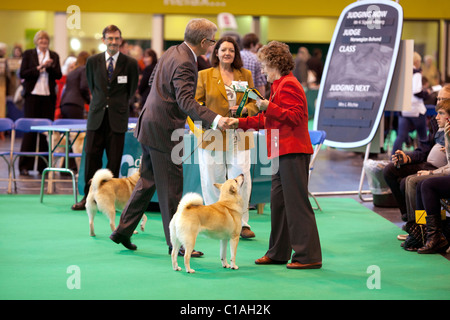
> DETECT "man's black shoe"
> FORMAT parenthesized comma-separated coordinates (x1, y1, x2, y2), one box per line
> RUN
(110, 231, 137, 250)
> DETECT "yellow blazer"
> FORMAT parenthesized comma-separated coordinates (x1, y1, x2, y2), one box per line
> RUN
(195, 67, 259, 151)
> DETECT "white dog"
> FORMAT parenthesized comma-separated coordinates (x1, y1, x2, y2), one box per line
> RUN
(170, 174, 245, 273)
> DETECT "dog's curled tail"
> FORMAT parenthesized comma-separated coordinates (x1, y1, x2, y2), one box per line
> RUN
(91, 169, 114, 192)
(177, 192, 203, 212)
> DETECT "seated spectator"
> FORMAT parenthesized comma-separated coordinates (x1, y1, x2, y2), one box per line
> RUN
(413, 101, 450, 255)
(415, 165, 450, 254)
(403, 98, 450, 222)
(383, 84, 450, 221)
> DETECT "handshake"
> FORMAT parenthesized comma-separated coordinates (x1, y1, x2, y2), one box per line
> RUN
(216, 97, 269, 131)
(217, 117, 239, 131)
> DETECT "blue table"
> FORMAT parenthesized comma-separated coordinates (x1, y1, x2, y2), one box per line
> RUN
(31, 123, 87, 204)
(34, 123, 138, 205)
(78, 131, 273, 210)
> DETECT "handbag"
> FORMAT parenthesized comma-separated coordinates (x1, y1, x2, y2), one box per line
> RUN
(402, 217, 450, 251)
(402, 221, 426, 251)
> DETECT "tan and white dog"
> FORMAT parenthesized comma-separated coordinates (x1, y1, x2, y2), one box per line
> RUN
(86, 168, 146, 236)
(170, 174, 245, 273)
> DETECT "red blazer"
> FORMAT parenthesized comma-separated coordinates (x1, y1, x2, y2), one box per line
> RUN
(238, 73, 313, 159)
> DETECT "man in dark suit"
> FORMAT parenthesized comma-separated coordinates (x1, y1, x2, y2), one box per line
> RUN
(71, 25, 139, 210)
(110, 18, 232, 252)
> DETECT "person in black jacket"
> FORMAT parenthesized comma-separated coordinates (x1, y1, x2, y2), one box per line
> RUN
(59, 51, 91, 174)
(383, 117, 439, 221)
(137, 48, 157, 108)
(19, 30, 62, 176)
(383, 84, 450, 221)
(60, 51, 90, 119)
(71, 25, 139, 211)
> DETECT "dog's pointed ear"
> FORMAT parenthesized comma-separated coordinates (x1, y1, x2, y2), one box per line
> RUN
(214, 183, 222, 189)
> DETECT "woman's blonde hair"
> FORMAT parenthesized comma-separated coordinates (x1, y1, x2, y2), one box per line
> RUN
(413, 51, 422, 69)
(33, 30, 50, 46)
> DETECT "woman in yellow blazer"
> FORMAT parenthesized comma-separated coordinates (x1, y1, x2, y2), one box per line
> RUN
(195, 36, 259, 238)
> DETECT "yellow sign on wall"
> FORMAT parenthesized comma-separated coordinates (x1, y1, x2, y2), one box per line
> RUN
(1, 0, 450, 19)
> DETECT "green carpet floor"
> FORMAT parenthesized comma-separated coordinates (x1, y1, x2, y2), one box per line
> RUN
(0, 194, 448, 300)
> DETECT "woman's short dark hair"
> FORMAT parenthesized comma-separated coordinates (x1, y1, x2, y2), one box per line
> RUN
(144, 48, 158, 65)
(75, 51, 90, 67)
(241, 33, 259, 50)
(257, 41, 294, 76)
(210, 36, 243, 69)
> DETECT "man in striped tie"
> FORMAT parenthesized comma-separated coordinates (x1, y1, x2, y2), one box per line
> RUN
(71, 25, 139, 211)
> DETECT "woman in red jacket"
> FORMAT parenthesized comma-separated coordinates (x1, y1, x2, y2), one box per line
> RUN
(230, 41, 322, 269)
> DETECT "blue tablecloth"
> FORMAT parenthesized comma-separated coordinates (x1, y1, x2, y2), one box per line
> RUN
(78, 131, 273, 205)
